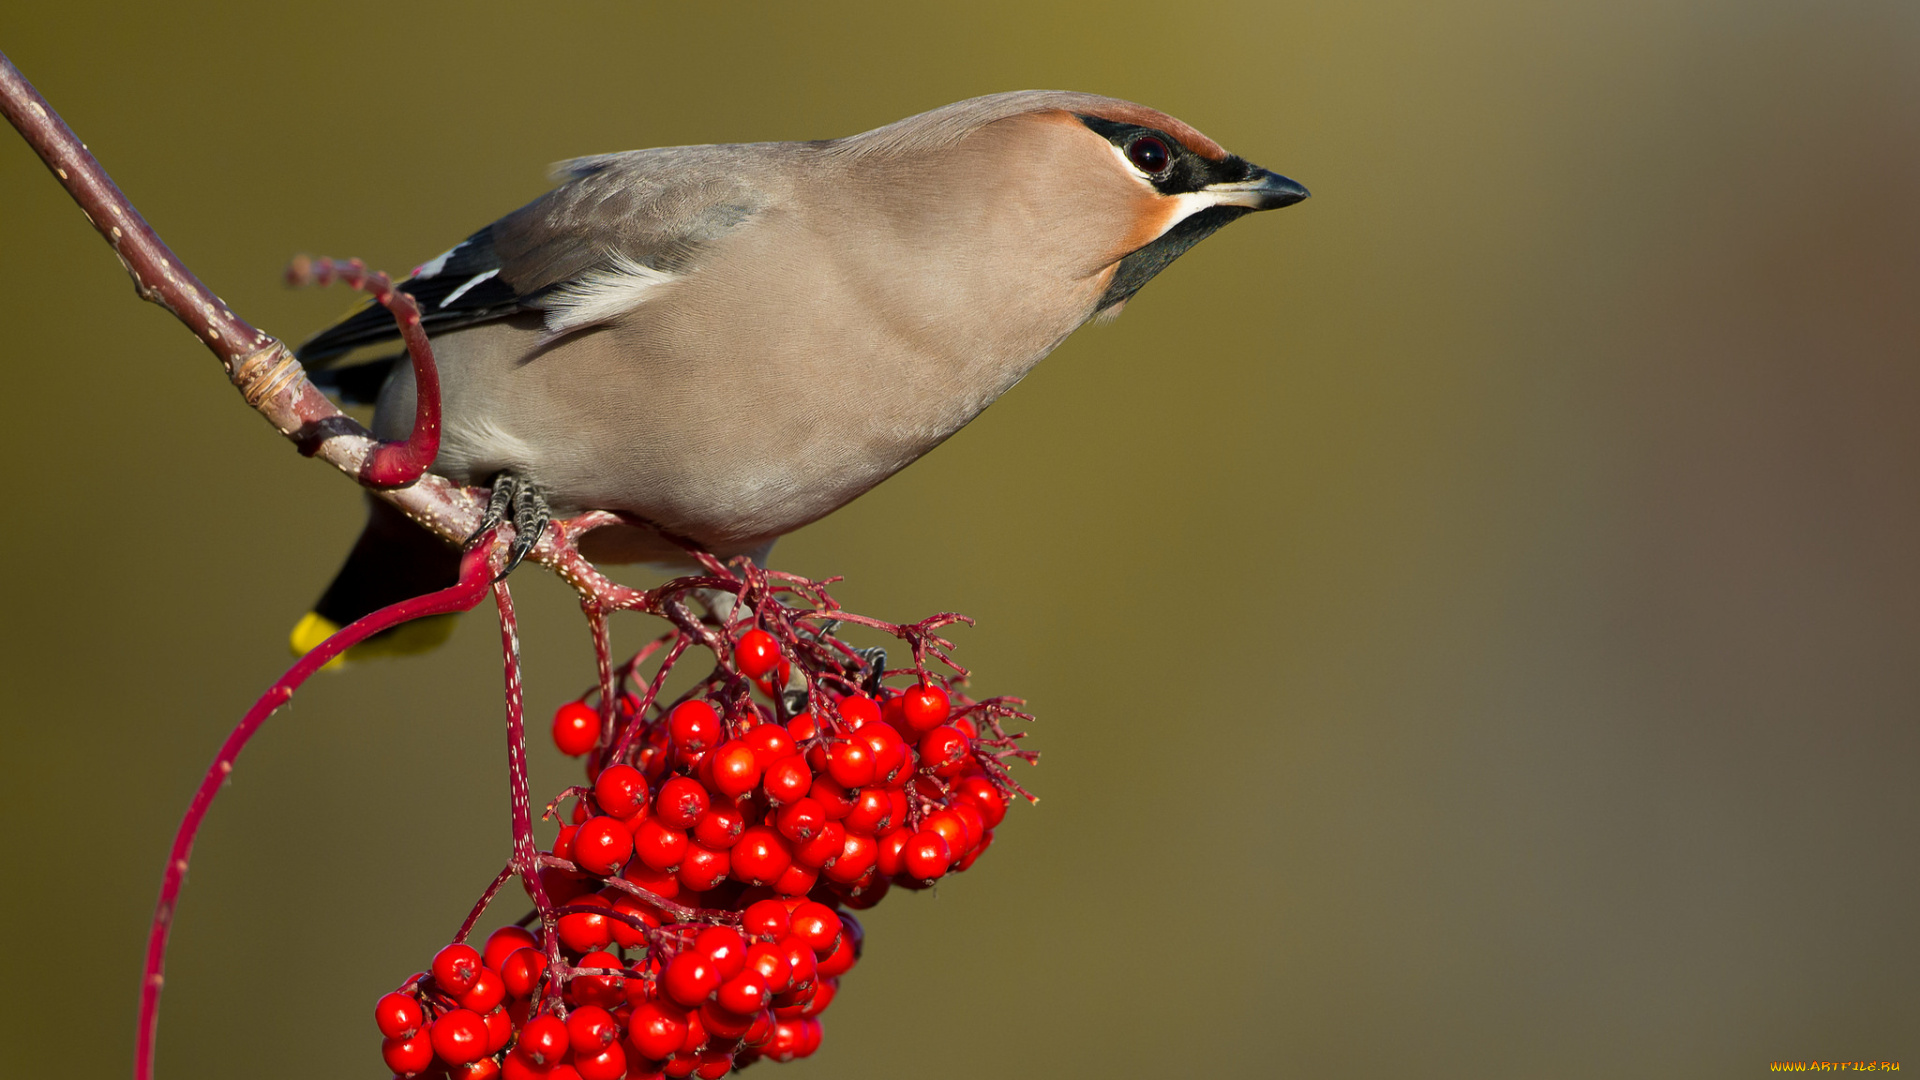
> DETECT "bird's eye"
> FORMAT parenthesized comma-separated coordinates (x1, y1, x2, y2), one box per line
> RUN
(1126, 136, 1172, 174)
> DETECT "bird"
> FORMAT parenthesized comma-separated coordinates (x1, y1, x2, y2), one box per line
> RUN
(289, 90, 1308, 659)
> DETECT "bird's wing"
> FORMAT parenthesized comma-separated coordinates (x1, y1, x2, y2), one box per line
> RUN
(294, 146, 776, 367)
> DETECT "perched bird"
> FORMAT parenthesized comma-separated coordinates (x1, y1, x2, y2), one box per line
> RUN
(291, 90, 1307, 657)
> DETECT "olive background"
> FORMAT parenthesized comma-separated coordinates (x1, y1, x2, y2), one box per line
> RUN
(3, 2, 1917, 1077)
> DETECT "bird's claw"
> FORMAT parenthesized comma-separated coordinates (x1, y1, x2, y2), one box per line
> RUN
(466, 470, 551, 581)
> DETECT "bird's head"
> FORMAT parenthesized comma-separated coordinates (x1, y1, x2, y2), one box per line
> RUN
(832, 90, 1308, 319)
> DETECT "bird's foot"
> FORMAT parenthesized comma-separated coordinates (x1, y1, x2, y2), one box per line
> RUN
(467, 470, 551, 579)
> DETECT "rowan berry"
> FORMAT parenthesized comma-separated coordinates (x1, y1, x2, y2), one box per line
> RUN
(903, 831, 952, 880)
(551, 824, 578, 863)
(824, 831, 878, 885)
(953, 774, 1008, 827)
(655, 776, 710, 830)
(843, 788, 894, 835)
(591, 764, 649, 820)
(775, 796, 826, 843)
(838, 694, 882, 729)
(715, 968, 771, 1016)
(566, 1004, 618, 1054)
(622, 861, 681, 899)
(627, 1001, 688, 1061)
(670, 841, 725, 891)
(761, 755, 812, 804)
(518, 1012, 570, 1066)
(949, 801, 985, 853)
(500, 946, 547, 999)
(790, 819, 844, 870)
(693, 924, 748, 980)
(432, 943, 484, 996)
(923, 808, 968, 858)
(786, 711, 819, 742)
(553, 701, 601, 757)
(482, 925, 538, 973)
(693, 800, 746, 849)
(774, 861, 819, 897)
(744, 941, 792, 992)
(459, 965, 506, 1014)
(573, 815, 635, 876)
(729, 826, 792, 886)
(611, 895, 663, 949)
(919, 724, 968, 771)
(575, 1041, 628, 1080)
(707, 740, 762, 799)
(825, 740, 876, 788)
(800, 976, 837, 1018)
(808, 775, 856, 819)
(874, 828, 911, 878)
(742, 722, 796, 766)
(633, 818, 689, 871)
(484, 1004, 514, 1053)
(668, 700, 722, 754)
(375, 991, 424, 1039)
(957, 827, 995, 871)
(558, 894, 613, 952)
(899, 683, 951, 734)
(431, 1008, 489, 1065)
(815, 925, 859, 978)
(785, 902, 839, 955)
(573, 949, 627, 1008)
(383, 1029, 434, 1075)
(777, 935, 817, 989)
(663, 951, 722, 1007)
(454, 1056, 503, 1080)
(735, 629, 781, 679)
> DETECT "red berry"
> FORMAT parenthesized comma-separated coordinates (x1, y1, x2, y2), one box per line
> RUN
(375, 991, 424, 1039)
(611, 895, 663, 949)
(693, 800, 746, 849)
(815, 925, 859, 978)
(823, 831, 877, 884)
(572, 950, 626, 1009)
(808, 775, 856, 819)
(484, 1005, 514, 1053)
(693, 925, 748, 980)
(459, 965, 506, 1014)
(729, 825, 792, 886)
(558, 895, 614, 952)
(742, 722, 796, 766)
(825, 740, 875, 788)
(553, 701, 601, 757)
(777, 935, 817, 990)
(745, 941, 792, 992)
(573, 815, 635, 876)
(432, 942, 484, 996)
(957, 827, 996, 871)
(574, 1042, 628, 1080)
(838, 695, 882, 729)
(431, 1008, 489, 1065)
(923, 808, 968, 857)
(903, 830, 952, 880)
(953, 775, 1008, 827)
(761, 755, 813, 804)
(949, 801, 986, 853)
(735, 629, 781, 679)
(667, 701, 722, 754)
(708, 740, 763, 799)
(900, 684, 951, 734)
(501, 946, 548, 999)
(633, 818, 689, 871)
(843, 787, 894, 835)
(622, 860, 681, 899)
(678, 843, 731, 892)
(592, 764, 649, 820)
(788, 902, 841, 955)
(627, 1001, 688, 1061)
(765, 1020, 805, 1062)
(654, 777, 709, 829)
(482, 926, 538, 973)
(518, 1012, 570, 1066)
(742, 898, 791, 942)
(566, 1004, 619, 1054)
(699, 999, 755, 1041)
(774, 861, 819, 897)
(874, 829, 911, 878)
(786, 711, 819, 742)
(775, 797, 826, 843)
(383, 1030, 434, 1075)
(919, 725, 969, 770)
(453, 1056, 503, 1080)
(791, 819, 845, 870)
(663, 951, 722, 1007)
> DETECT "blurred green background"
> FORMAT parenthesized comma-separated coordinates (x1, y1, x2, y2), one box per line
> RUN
(3, 1, 1917, 1076)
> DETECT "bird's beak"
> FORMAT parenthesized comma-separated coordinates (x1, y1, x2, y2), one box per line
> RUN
(1204, 168, 1310, 210)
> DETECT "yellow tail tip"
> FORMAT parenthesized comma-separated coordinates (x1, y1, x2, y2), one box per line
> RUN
(289, 611, 460, 666)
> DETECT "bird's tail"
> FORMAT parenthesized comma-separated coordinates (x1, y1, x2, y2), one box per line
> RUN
(290, 498, 464, 663)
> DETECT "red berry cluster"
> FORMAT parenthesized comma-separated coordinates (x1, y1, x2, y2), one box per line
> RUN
(378, 613, 1031, 1079)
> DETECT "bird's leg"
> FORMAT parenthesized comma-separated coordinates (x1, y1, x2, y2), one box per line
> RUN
(467, 470, 551, 578)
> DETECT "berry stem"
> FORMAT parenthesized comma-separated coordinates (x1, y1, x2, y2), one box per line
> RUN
(136, 537, 501, 1080)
